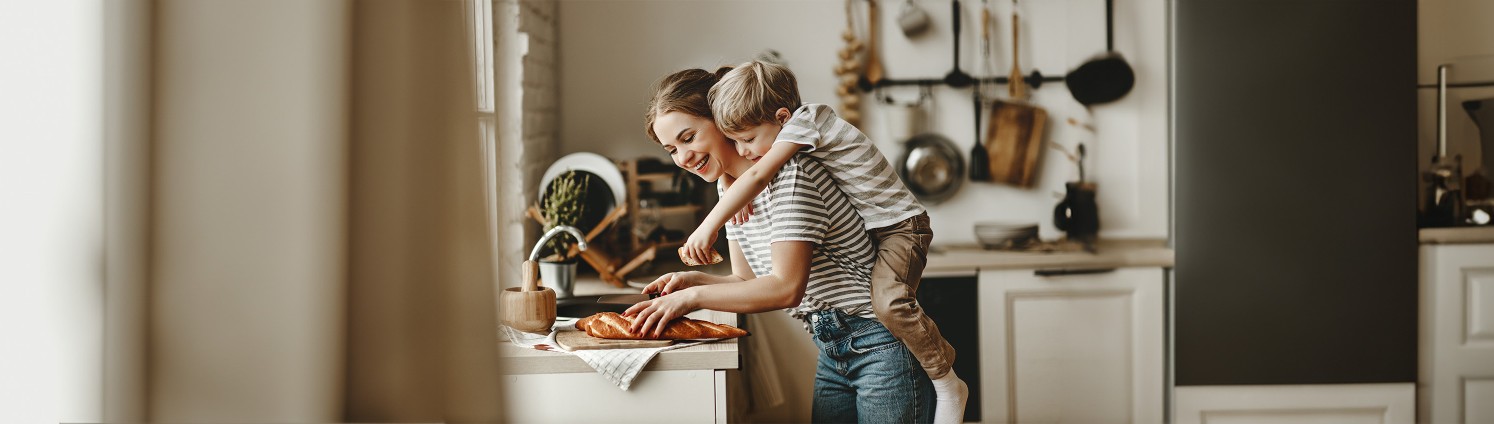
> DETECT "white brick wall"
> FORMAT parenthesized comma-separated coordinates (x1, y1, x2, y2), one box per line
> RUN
(495, 0, 559, 288)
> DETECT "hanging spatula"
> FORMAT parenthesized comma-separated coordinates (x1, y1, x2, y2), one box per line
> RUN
(969, 0, 993, 181)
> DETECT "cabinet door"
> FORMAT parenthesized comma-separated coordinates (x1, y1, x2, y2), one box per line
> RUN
(978, 267, 1164, 424)
(1421, 244, 1494, 424)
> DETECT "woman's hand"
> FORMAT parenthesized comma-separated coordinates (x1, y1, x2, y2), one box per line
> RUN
(642, 271, 702, 295)
(624, 288, 698, 338)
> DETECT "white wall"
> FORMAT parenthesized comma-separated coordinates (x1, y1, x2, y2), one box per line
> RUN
(0, 0, 103, 421)
(556, 0, 1169, 244)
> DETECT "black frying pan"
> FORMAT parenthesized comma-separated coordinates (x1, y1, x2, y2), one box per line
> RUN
(1065, 0, 1134, 106)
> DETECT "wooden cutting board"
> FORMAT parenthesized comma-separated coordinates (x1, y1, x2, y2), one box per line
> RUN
(555, 330, 674, 350)
(985, 100, 1048, 187)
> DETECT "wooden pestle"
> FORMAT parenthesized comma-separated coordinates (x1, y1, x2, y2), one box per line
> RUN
(522, 259, 539, 291)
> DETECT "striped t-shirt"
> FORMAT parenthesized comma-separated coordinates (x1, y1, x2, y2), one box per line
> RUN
(723, 156, 878, 325)
(776, 103, 925, 230)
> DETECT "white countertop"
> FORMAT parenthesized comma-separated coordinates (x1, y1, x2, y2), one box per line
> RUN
(1419, 226, 1494, 244)
(924, 238, 1174, 275)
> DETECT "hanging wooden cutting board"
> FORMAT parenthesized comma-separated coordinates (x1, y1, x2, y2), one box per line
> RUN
(985, 101, 1047, 187)
(555, 330, 674, 350)
(985, 5, 1047, 188)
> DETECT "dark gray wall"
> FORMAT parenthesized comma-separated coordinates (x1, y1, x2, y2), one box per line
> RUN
(1174, 0, 1418, 385)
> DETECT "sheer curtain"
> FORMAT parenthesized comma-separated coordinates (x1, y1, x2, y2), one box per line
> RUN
(103, 1, 502, 422)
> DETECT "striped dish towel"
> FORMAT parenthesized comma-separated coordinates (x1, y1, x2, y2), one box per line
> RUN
(499, 324, 701, 390)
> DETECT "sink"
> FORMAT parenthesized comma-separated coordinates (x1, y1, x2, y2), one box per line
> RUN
(555, 295, 632, 319)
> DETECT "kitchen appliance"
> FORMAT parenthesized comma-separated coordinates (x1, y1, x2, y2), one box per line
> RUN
(1463, 97, 1494, 224)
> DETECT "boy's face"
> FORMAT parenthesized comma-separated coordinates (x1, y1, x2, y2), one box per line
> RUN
(723, 123, 782, 162)
(722, 107, 792, 162)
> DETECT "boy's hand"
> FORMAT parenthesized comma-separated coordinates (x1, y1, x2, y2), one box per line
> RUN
(729, 203, 754, 225)
(682, 228, 718, 267)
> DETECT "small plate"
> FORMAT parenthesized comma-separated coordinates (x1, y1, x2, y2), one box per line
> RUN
(539, 152, 626, 209)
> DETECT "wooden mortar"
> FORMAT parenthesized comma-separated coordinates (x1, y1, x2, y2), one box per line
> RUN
(500, 260, 556, 333)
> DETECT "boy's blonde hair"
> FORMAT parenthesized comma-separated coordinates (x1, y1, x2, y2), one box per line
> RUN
(708, 60, 802, 133)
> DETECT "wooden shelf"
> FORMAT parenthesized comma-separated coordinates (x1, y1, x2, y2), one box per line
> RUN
(635, 172, 675, 182)
(620, 158, 708, 265)
(657, 204, 700, 215)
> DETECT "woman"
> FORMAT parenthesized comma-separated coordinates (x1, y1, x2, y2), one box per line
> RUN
(624, 68, 934, 423)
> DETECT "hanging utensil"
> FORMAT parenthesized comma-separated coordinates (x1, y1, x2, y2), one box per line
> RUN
(970, 0, 993, 181)
(1006, 0, 1025, 100)
(898, 0, 931, 37)
(943, 0, 973, 87)
(986, 0, 1048, 187)
(1065, 0, 1134, 106)
(900, 133, 967, 204)
(860, 0, 886, 89)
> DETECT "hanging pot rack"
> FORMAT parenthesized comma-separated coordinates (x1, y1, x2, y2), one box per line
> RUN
(854, 0, 1118, 92)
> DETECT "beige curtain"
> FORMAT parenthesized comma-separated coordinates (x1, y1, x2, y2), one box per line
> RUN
(104, 0, 503, 422)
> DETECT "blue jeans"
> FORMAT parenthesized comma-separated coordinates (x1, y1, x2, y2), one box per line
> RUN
(808, 309, 934, 424)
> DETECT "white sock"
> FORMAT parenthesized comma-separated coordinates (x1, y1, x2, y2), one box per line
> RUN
(930, 370, 969, 424)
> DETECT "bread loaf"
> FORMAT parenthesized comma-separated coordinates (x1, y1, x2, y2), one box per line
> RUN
(575, 312, 748, 340)
(677, 247, 724, 266)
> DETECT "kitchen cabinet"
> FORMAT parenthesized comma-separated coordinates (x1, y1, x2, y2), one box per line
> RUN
(499, 278, 741, 424)
(1419, 239, 1494, 424)
(976, 267, 1164, 424)
(502, 369, 731, 423)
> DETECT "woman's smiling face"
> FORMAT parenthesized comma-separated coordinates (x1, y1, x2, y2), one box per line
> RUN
(652, 110, 738, 182)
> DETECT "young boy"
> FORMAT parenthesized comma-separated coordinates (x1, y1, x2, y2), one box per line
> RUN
(684, 60, 968, 424)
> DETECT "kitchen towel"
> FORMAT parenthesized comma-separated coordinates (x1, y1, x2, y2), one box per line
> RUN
(499, 323, 702, 391)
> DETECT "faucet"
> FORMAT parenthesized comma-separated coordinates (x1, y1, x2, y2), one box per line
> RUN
(529, 225, 588, 261)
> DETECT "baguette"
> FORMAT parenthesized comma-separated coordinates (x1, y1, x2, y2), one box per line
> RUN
(575, 312, 748, 340)
(677, 247, 724, 266)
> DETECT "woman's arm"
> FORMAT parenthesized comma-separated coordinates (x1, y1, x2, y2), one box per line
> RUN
(625, 240, 813, 337)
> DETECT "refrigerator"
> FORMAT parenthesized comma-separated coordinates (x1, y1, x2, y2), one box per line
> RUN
(1173, 0, 1418, 388)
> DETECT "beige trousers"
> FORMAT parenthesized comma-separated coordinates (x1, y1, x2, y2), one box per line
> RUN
(868, 212, 956, 379)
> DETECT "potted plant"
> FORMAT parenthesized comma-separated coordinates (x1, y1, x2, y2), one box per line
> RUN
(536, 170, 588, 297)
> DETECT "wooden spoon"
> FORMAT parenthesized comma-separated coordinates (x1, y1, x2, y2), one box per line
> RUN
(864, 0, 885, 86)
(1008, 2, 1026, 100)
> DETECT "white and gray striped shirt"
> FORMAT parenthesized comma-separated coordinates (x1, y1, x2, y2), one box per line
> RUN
(776, 103, 926, 230)
(723, 156, 877, 325)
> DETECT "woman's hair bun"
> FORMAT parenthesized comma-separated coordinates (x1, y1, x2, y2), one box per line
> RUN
(713, 66, 734, 80)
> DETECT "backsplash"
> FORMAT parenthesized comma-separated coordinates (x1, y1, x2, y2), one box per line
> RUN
(552, 0, 1168, 244)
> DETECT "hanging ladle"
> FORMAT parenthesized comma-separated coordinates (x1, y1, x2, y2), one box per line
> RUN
(943, 0, 974, 88)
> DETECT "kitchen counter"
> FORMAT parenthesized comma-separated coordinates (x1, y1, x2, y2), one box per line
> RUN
(498, 268, 740, 375)
(924, 238, 1174, 275)
(1419, 226, 1494, 244)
